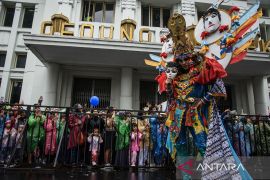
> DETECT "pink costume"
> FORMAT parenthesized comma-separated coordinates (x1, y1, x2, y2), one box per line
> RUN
(44, 116, 57, 155)
(87, 134, 103, 164)
(130, 131, 142, 166)
(67, 114, 85, 149)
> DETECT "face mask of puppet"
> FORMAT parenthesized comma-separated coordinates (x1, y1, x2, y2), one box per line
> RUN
(175, 53, 196, 71)
(163, 38, 173, 55)
(165, 67, 178, 79)
(203, 10, 221, 33)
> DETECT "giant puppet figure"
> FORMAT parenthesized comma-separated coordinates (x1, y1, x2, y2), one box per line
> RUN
(144, 0, 261, 179)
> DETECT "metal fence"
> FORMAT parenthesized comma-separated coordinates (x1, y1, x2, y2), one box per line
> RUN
(222, 113, 270, 157)
(0, 104, 269, 169)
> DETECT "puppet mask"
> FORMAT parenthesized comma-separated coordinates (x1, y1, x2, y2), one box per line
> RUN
(166, 67, 178, 79)
(204, 11, 221, 33)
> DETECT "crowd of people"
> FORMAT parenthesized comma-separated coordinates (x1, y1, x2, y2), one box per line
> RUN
(0, 102, 269, 168)
(222, 109, 270, 156)
(0, 103, 170, 168)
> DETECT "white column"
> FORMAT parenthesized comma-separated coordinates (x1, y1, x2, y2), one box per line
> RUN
(0, 3, 22, 100)
(181, 0, 196, 27)
(110, 73, 121, 109)
(133, 70, 140, 110)
(173, 3, 182, 14)
(65, 73, 73, 106)
(120, 67, 133, 109)
(59, 71, 68, 106)
(114, 0, 121, 39)
(253, 76, 269, 115)
(234, 82, 242, 114)
(73, 0, 81, 36)
(43, 63, 60, 106)
(246, 80, 255, 114)
(0, 1, 3, 14)
(135, 1, 141, 26)
(240, 81, 248, 114)
(56, 70, 63, 106)
(58, 0, 74, 19)
(120, 0, 136, 20)
(20, 3, 44, 104)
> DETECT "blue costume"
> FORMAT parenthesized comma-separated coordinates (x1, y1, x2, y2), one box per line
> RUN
(149, 115, 167, 165)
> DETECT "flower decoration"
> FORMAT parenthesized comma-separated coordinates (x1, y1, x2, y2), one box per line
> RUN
(226, 37, 236, 46)
(160, 52, 168, 58)
(228, 6, 240, 15)
(200, 31, 210, 39)
(160, 36, 167, 43)
(199, 45, 209, 54)
(219, 25, 229, 33)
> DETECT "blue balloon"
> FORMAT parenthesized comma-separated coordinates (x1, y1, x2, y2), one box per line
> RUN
(90, 96, 99, 106)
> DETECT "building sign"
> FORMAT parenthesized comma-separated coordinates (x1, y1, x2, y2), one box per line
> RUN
(40, 14, 270, 52)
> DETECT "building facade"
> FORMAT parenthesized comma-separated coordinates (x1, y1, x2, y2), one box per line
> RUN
(0, 0, 269, 114)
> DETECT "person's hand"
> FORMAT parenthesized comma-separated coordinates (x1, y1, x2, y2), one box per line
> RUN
(53, 117, 57, 122)
(36, 112, 42, 118)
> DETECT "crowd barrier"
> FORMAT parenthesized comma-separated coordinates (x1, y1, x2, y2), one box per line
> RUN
(0, 104, 269, 169)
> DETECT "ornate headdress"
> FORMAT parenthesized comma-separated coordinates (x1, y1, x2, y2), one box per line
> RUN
(167, 13, 194, 55)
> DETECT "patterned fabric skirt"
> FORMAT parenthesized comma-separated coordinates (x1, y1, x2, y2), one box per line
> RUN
(202, 103, 252, 180)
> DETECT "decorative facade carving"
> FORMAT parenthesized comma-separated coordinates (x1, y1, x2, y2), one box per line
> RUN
(181, 0, 196, 16)
(58, 0, 74, 6)
(173, 3, 182, 14)
(120, 0, 136, 10)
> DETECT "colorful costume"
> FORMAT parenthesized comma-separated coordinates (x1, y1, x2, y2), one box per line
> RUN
(114, 114, 130, 167)
(130, 131, 142, 166)
(144, 1, 261, 178)
(0, 113, 6, 139)
(67, 114, 85, 149)
(149, 115, 167, 165)
(27, 113, 45, 153)
(138, 120, 150, 166)
(56, 118, 66, 144)
(88, 133, 103, 165)
(44, 115, 57, 155)
(0, 121, 17, 162)
(67, 113, 85, 163)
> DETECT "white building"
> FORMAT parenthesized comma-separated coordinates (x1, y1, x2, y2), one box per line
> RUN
(0, 0, 269, 114)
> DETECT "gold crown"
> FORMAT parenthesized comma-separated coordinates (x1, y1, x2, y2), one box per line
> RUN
(167, 13, 194, 55)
